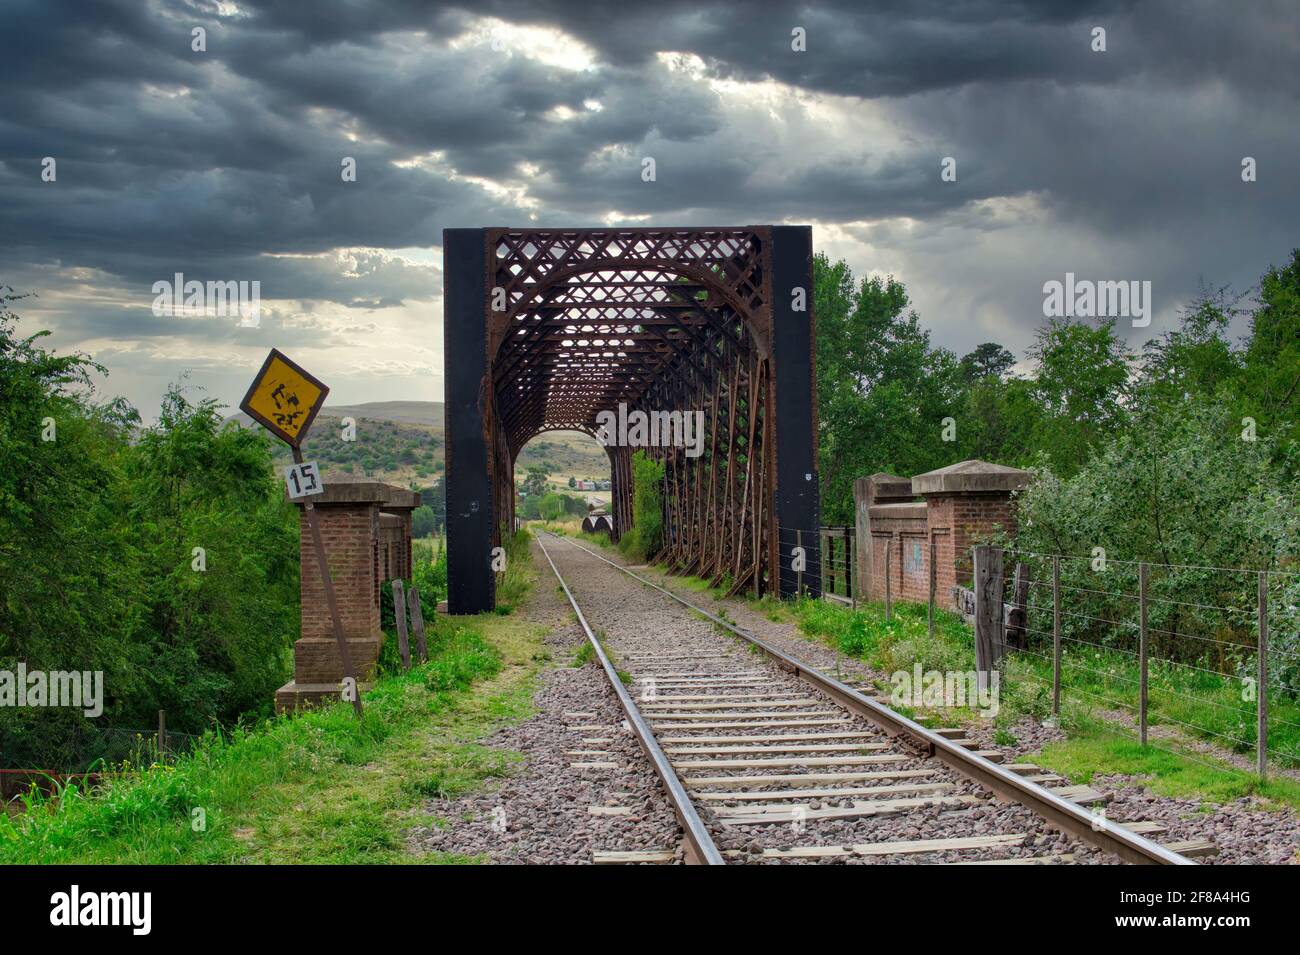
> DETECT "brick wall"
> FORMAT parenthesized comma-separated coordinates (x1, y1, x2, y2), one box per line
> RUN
(277, 478, 420, 712)
(298, 503, 381, 640)
(379, 514, 411, 581)
(866, 502, 928, 602)
(929, 492, 1019, 597)
(854, 460, 1028, 612)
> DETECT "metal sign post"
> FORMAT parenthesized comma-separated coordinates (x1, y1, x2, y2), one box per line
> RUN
(241, 349, 363, 719)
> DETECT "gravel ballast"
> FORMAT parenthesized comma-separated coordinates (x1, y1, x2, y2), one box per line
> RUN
(536, 535, 1113, 865)
(407, 540, 683, 864)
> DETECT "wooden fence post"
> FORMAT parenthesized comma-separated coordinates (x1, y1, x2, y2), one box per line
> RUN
(1052, 556, 1061, 718)
(847, 529, 855, 610)
(1139, 562, 1149, 746)
(884, 542, 893, 622)
(157, 709, 166, 760)
(408, 586, 429, 663)
(1258, 572, 1269, 778)
(973, 545, 1003, 692)
(927, 537, 937, 638)
(854, 477, 872, 614)
(393, 579, 411, 671)
(823, 529, 834, 596)
(1006, 562, 1029, 651)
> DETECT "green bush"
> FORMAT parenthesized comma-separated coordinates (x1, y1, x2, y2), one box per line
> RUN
(0, 293, 299, 769)
(618, 451, 664, 561)
(1009, 399, 1300, 691)
(538, 492, 567, 521)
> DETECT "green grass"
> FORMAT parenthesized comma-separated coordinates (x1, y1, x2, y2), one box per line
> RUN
(1001, 644, 1300, 768)
(572, 641, 596, 668)
(1034, 722, 1300, 814)
(776, 592, 1300, 767)
(494, 527, 534, 613)
(1, 550, 546, 864)
(788, 597, 976, 686)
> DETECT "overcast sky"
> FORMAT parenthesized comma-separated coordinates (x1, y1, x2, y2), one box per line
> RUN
(3, 0, 1297, 421)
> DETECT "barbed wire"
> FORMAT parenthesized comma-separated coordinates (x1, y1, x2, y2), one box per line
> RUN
(1006, 548, 1300, 578)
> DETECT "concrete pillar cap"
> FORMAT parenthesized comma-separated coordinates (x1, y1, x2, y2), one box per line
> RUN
(911, 460, 1031, 495)
(859, 472, 914, 501)
(287, 472, 421, 508)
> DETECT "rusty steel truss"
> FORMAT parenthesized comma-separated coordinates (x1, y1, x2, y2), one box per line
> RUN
(444, 226, 820, 613)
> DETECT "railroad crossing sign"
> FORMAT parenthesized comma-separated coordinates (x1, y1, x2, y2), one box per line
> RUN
(239, 348, 328, 448)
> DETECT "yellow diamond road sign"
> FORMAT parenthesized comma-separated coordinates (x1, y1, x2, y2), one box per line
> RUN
(240, 348, 329, 447)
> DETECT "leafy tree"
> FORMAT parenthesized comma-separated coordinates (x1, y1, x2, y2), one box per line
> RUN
(411, 504, 437, 537)
(518, 494, 541, 520)
(0, 291, 298, 768)
(814, 255, 961, 523)
(1026, 317, 1132, 476)
(955, 375, 1040, 466)
(1011, 398, 1300, 687)
(1233, 250, 1300, 475)
(959, 343, 1016, 383)
(521, 466, 548, 498)
(418, 477, 445, 532)
(1133, 285, 1241, 419)
(0, 290, 140, 765)
(123, 386, 299, 727)
(538, 492, 567, 521)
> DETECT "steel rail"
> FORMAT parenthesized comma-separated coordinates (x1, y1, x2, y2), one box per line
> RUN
(552, 533, 1194, 866)
(534, 533, 725, 865)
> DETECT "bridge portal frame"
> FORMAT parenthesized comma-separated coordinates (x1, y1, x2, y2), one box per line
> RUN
(444, 226, 819, 613)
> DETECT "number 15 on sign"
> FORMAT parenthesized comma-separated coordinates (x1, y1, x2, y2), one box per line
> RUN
(285, 460, 322, 499)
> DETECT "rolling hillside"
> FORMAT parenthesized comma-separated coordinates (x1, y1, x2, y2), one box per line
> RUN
(228, 400, 610, 490)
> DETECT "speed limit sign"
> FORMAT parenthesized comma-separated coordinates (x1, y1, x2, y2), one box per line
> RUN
(284, 460, 322, 499)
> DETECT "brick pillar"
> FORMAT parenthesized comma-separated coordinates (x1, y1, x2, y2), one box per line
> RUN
(276, 477, 420, 712)
(299, 502, 382, 640)
(853, 473, 916, 603)
(912, 460, 1029, 612)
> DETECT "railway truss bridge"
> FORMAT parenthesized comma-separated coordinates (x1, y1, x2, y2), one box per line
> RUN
(443, 226, 820, 613)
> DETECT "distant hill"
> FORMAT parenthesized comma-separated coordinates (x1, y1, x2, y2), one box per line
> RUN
(317, 401, 445, 428)
(227, 400, 609, 494)
(227, 400, 443, 432)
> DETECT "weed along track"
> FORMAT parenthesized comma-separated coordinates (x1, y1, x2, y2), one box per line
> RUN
(536, 533, 1200, 866)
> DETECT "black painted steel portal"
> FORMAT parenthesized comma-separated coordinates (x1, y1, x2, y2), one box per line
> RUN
(444, 226, 820, 613)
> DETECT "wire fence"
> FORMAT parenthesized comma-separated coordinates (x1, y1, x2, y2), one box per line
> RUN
(767, 529, 1299, 774)
(984, 545, 1300, 775)
(776, 526, 857, 604)
(819, 526, 855, 602)
(1, 713, 201, 802)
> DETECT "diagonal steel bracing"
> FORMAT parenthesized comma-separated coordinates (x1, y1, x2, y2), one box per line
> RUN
(443, 226, 820, 613)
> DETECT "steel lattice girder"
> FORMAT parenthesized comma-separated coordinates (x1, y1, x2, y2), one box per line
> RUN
(442, 226, 820, 613)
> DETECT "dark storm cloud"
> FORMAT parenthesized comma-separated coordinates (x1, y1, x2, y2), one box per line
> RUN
(1, 0, 1296, 409)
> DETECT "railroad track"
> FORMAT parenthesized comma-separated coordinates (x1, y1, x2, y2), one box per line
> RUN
(535, 532, 1207, 866)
